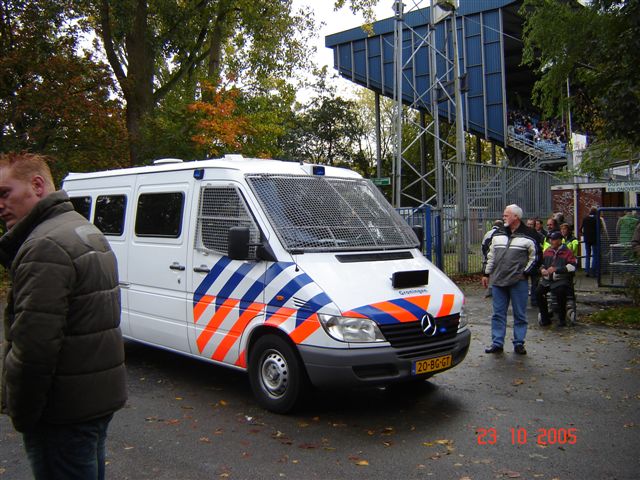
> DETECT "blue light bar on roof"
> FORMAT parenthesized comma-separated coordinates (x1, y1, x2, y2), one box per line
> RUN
(312, 165, 325, 176)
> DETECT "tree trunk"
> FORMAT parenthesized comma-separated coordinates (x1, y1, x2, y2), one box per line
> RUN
(100, 0, 156, 165)
(124, 0, 155, 165)
(204, 1, 234, 101)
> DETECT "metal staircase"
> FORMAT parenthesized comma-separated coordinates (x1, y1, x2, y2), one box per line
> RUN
(506, 131, 567, 167)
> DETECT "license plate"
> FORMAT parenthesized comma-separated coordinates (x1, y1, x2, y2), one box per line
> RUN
(412, 354, 452, 375)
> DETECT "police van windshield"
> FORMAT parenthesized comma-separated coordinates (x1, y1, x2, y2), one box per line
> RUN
(246, 174, 418, 252)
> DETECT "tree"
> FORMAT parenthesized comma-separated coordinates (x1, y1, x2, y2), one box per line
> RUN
(188, 82, 247, 157)
(0, 0, 128, 183)
(83, 0, 315, 165)
(521, 0, 640, 174)
(281, 74, 370, 172)
(234, 79, 298, 159)
(352, 88, 395, 172)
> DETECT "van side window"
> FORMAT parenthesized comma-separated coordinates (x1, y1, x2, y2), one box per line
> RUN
(196, 186, 259, 257)
(95, 195, 127, 235)
(70, 196, 92, 220)
(135, 192, 184, 238)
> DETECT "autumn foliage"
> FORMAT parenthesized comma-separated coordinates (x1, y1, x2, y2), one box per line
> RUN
(187, 82, 249, 157)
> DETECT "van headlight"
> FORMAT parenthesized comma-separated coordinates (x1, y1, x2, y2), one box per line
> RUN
(458, 305, 468, 330)
(318, 314, 386, 343)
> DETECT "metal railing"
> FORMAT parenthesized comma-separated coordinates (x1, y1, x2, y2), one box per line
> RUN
(597, 207, 640, 288)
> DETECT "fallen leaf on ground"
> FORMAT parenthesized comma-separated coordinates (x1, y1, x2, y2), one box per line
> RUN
(348, 455, 369, 466)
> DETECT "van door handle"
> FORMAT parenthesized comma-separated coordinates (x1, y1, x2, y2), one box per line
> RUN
(193, 266, 211, 274)
(169, 263, 186, 271)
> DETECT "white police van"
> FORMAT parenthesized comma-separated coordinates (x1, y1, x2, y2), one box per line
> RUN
(63, 155, 470, 412)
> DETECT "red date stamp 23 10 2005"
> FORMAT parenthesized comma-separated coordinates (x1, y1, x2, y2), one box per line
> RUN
(476, 427, 578, 446)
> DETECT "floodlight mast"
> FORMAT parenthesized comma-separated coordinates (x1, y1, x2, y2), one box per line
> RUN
(430, 0, 444, 267)
(391, 0, 468, 270)
(393, 0, 404, 208)
(449, 2, 469, 273)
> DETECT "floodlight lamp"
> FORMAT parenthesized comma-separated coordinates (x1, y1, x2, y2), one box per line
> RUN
(393, 1, 404, 17)
(435, 0, 458, 11)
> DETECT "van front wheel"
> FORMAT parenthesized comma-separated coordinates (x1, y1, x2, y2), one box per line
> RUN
(249, 335, 305, 413)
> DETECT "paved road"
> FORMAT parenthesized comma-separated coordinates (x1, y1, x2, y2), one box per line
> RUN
(2, 285, 639, 479)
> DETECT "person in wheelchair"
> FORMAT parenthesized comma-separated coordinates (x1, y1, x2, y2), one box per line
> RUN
(536, 230, 577, 327)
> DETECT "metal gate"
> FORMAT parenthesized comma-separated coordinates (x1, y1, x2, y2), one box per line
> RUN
(597, 207, 640, 288)
(397, 205, 432, 260)
(438, 161, 557, 274)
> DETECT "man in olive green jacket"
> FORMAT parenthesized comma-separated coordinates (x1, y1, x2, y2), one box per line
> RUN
(0, 153, 126, 479)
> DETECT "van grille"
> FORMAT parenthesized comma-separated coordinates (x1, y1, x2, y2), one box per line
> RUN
(378, 314, 460, 348)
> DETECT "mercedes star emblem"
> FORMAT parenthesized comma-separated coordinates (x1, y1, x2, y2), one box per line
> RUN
(420, 313, 438, 337)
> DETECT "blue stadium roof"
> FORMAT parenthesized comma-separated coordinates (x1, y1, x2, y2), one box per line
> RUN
(326, 0, 518, 46)
(325, 0, 524, 145)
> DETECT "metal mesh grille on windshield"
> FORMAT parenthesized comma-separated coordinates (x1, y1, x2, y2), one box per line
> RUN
(246, 174, 417, 252)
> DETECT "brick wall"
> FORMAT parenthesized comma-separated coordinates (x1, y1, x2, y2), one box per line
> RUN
(551, 189, 575, 225)
(577, 188, 603, 232)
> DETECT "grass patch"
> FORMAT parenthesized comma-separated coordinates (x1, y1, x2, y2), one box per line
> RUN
(584, 306, 640, 328)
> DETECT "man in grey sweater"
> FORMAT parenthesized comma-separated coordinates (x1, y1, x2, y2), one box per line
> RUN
(481, 204, 541, 355)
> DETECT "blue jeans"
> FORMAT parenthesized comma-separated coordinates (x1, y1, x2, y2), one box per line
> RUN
(585, 243, 599, 275)
(584, 242, 593, 273)
(22, 414, 113, 480)
(491, 280, 529, 347)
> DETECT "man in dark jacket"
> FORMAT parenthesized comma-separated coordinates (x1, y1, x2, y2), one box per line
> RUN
(482, 204, 541, 355)
(580, 207, 598, 276)
(0, 153, 127, 479)
(526, 218, 545, 307)
(536, 231, 577, 327)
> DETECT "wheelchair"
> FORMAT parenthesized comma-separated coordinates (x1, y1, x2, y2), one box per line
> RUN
(537, 274, 577, 327)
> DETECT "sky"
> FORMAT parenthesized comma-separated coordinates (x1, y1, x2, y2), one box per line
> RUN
(291, 0, 398, 98)
(292, 1, 395, 68)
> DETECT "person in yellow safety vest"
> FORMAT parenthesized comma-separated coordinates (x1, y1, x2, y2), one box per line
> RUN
(560, 223, 579, 257)
(542, 218, 560, 251)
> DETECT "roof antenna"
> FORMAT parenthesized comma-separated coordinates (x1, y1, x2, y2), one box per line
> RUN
(290, 251, 300, 272)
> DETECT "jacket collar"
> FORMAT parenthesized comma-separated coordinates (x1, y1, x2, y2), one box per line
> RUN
(0, 191, 72, 267)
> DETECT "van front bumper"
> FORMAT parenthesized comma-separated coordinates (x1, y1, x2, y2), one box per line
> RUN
(297, 329, 471, 389)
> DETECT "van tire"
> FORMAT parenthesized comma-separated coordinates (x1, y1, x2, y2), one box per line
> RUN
(249, 335, 306, 413)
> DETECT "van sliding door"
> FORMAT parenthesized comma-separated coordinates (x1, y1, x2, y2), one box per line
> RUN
(127, 172, 194, 352)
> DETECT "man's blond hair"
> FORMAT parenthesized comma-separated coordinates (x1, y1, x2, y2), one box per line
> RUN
(0, 152, 55, 191)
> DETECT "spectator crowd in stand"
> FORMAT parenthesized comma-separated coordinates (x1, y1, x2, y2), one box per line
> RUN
(507, 110, 568, 156)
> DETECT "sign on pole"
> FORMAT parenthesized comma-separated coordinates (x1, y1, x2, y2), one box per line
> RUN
(606, 181, 640, 193)
(372, 177, 391, 186)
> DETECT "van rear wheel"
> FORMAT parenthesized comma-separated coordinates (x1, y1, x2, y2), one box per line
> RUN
(249, 335, 306, 413)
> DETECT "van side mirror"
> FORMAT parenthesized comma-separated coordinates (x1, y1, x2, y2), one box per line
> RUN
(228, 227, 250, 260)
(228, 226, 277, 262)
